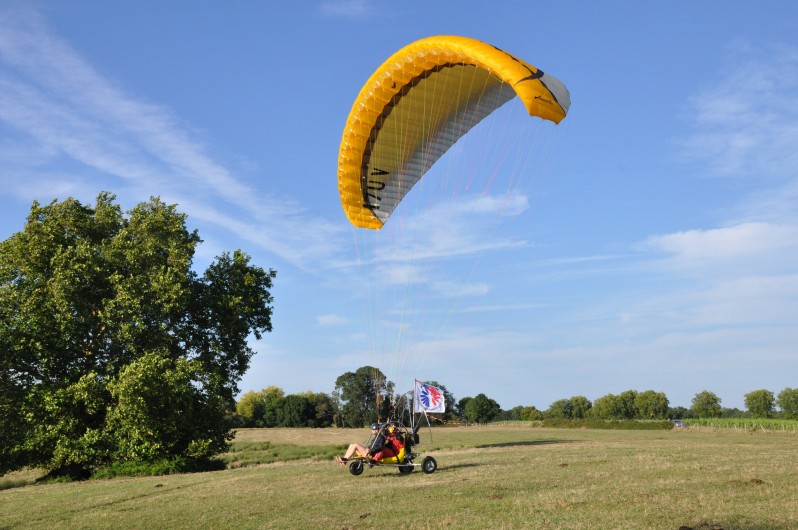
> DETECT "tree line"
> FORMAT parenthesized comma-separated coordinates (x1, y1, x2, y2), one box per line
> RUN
(235, 378, 798, 428)
(234, 366, 505, 429)
(497, 388, 798, 422)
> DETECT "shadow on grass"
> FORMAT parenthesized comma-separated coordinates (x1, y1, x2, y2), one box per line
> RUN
(430, 462, 482, 472)
(476, 438, 572, 449)
(355, 462, 483, 479)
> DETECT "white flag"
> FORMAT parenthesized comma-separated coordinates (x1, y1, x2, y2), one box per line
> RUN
(414, 380, 445, 413)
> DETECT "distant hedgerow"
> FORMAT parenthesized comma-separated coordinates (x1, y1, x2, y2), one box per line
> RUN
(541, 418, 673, 430)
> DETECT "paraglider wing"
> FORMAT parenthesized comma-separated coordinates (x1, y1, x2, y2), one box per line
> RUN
(337, 35, 571, 229)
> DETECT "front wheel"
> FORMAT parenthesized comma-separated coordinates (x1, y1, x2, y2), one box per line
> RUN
(421, 456, 437, 474)
(348, 460, 364, 476)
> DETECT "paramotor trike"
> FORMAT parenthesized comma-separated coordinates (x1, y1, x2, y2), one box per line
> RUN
(345, 422, 437, 476)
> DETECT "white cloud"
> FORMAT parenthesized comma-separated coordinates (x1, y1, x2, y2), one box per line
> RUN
(0, 6, 348, 271)
(452, 192, 530, 217)
(316, 313, 348, 326)
(319, 0, 379, 19)
(431, 280, 490, 298)
(359, 191, 532, 267)
(641, 222, 798, 279)
(679, 43, 798, 180)
(645, 222, 798, 261)
(381, 263, 426, 285)
(687, 274, 798, 328)
(459, 302, 546, 314)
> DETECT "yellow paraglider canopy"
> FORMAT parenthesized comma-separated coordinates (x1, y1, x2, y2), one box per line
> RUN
(337, 35, 571, 229)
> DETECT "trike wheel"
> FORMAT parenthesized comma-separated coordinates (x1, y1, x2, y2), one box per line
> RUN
(398, 464, 414, 475)
(348, 460, 364, 476)
(421, 456, 437, 474)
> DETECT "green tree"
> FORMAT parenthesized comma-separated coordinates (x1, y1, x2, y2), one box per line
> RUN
(591, 394, 621, 419)
(302, 391, 336, 427)
(0, 194, 276, 477)
(464, 393, 501, 424)
(545, 397, 591, 419)
(776, 388, 798, 420)
(521, 406, 544, 421)
(667, 406, 693, 420)
(720, 407, 745, 418)
(506, 405, 525, 421)
(545, 399, 572, 419)
(635, 390, 669, 419)
(261, 386, 286, 427)
(569, 396, 593, 419)
(333, 366, 393, 428)
(691, 391, 722, 418)
(0, 365, 26, 472)
(281, 394, 314, 427)
(106, 352, 229, 462)
(617, 390, 639, 419)
(456, 397, 472, 419)
(236, 389, 269, 427)
(744, 389, 775, 418)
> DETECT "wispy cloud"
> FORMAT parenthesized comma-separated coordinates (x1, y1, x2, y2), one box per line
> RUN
(431, 280, 490, 298)
(360, 191, 532, 267)
(678, 42, 798, 181)
(0, 6, 347, 271)
(642, 222, 798, 275)
(316, 313, 348, 326)
(319, 0, 380, 19)
(646, 44, 798, 281)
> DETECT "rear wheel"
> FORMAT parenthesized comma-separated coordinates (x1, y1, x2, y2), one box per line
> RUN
(348, 460, 364, 476)
(398, 464, 413, 475)
(421, 456, 437, 474)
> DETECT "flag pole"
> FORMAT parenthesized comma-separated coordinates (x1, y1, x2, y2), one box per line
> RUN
(411, 379, 419, 434)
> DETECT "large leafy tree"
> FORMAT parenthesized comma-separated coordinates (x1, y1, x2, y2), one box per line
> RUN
(455, 396, 472, 418)
(0, 194, 276, 476)
(463, 393, 501, 424)
(591, 391, 639, 420)
(545, 398, 573, 419)
(635, 390, 669, 419)
(569, 396, 593, 419)
(236, 389, 270, 427)
(744, 389, 775, 418)
(521, 406, 544, 421)
(617, 390, 639, 419)
(591, 394, 621, 419)
(281, 394, 315, 427)
(260, 386, 286, 428)
(333, 366, 394, 428)
(304, 391, 336, 427)
(691, 390, 722, 418)
(776, 388, 798, 420)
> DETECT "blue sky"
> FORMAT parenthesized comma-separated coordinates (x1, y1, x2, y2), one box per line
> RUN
(1, 1, 797, 410)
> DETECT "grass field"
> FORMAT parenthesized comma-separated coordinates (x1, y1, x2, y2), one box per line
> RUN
(1, 425, 796, 529)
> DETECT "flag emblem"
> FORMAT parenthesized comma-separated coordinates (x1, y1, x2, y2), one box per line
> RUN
(414, 380, 445, 413)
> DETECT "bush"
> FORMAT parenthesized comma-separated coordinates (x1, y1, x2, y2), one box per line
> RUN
(541, 418, 673, 430)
